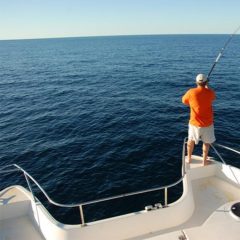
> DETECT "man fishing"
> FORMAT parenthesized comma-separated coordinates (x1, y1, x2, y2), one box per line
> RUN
(182, 73, 216, 166)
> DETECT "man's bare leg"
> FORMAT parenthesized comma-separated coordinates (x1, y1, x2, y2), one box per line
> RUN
(202, 143, 210, 166)
(187, 140, 195, 163)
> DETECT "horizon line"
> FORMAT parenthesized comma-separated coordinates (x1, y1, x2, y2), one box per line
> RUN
(0, 32, 237, 41)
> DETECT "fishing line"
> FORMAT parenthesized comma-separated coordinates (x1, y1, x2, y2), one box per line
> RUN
(207, 25, 240, 81)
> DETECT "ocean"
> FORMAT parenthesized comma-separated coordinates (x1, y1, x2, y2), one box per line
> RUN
(0, 35, 239, 224)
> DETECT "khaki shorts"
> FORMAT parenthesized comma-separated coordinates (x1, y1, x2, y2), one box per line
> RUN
(188, 124, 216, 144)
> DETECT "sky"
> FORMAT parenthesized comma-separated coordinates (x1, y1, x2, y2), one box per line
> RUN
(0, 0, 240, 40)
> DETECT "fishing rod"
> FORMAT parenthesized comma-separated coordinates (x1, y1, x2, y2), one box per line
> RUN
(207, 25, 240, 81)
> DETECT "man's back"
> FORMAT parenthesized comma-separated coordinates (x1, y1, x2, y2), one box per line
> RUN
(182, 87, 215, 127)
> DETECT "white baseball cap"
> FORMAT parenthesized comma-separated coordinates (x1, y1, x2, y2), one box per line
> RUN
(196, 73, 207, 83)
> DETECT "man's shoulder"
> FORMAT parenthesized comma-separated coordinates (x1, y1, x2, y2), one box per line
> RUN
(188, 87, 198, 93)
(188, 87, 214, 95)
(205, 87, 215, 95)
(197, 87, 215, 93)
(183, 88, 194, 97)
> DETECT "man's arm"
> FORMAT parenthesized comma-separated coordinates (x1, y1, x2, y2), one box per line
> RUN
(182, 90, 190, 105)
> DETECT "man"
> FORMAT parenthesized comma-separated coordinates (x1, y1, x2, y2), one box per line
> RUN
(182, 73, 216, 166)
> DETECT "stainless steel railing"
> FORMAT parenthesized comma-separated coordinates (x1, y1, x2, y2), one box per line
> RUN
(210, 143, 240, 164)
(0, 138, 238, 225)
(0, 138, 187, 225)
(211, 143, 240, 185)
(214, 143, 240, 155)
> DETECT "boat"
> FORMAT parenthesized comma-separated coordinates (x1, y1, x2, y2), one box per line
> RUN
(0, 138, 240, 240)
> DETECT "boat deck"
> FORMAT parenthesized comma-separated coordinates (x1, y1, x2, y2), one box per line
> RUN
(0, 215, 45, 240)
(132, 157, 240, 240)
(0, 187, 45, 240)
(138, 178, 240, 240)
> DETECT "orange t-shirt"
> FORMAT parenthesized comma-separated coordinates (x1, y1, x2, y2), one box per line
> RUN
(182, 87, 216, 127)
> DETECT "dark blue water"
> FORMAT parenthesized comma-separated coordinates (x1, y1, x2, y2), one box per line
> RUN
(0, 35, 239, 224)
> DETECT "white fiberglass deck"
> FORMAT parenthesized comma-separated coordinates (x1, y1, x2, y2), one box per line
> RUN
(0, 215, 44, 240)
(0, 187, 45, 240)
(136, 157, 240, 240)
(1, 155, 240, 240)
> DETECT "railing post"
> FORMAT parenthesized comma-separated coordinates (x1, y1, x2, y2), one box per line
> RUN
(210, 144, 226, 164)
(24, 172, 40, 225)
(24, 172, 36, 202)
(182, 138, 187, 175)
(79, 205, 85, 226)
(164, 187, 168, 206)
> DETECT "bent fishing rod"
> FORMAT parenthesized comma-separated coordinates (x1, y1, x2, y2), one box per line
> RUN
(207, 25, 240, 81)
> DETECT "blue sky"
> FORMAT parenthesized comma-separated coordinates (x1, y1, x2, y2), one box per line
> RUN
(0, 0, 239, 40)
